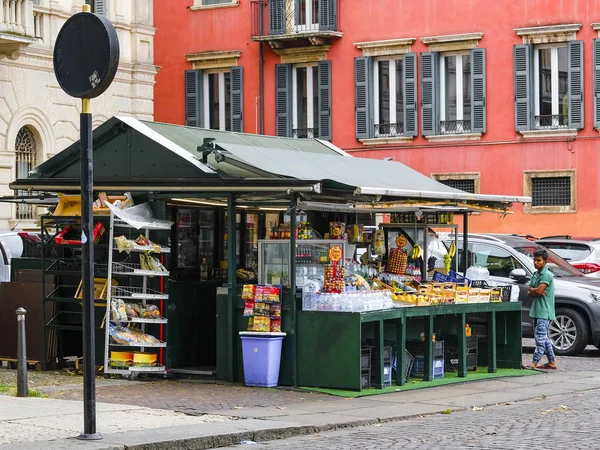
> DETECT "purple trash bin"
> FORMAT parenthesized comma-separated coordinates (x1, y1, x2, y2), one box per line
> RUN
(239, 332, 286, 387)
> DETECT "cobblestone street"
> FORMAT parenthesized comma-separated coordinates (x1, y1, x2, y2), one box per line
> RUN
(222, 388, 600, 450)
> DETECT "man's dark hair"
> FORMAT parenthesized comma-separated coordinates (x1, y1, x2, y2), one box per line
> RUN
(533, 249, 548, 261)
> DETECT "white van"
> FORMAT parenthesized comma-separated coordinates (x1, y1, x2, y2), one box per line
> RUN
(0, 230, 41, 282)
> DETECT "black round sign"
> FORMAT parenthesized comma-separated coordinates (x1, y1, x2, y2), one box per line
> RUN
(53, 12, 119, 99)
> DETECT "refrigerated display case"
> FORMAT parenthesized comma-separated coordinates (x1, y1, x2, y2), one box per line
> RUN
(258, 240, 345, 287)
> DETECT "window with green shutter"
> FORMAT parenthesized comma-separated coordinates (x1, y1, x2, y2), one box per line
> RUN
(354, 53, 417, 140)
(184, 67, 243, 132)
(420, 49, 486, 136)
(513, 41, 583, 132)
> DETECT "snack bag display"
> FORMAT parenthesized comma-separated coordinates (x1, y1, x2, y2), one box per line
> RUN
(243, 301, 255, 317)
(242, 284, 256, 301)
(270, 317, 281, 332)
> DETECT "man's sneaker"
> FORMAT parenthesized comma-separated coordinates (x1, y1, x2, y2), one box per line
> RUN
(522, 362, 537, 369)
(540, 361, 557, 370)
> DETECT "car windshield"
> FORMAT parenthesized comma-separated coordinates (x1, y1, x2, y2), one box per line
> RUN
(514, 246, 583, 278)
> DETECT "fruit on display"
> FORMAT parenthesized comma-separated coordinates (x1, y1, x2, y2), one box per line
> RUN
(411, 244, 422, 260)
(443, 253, 452, 274)
(448, 241, 456, 258)
(427, 256, 437, 272)
(387, 248, 408, 275)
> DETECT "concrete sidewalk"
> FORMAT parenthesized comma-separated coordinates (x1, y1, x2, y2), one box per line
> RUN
(3, 369, 600, 450)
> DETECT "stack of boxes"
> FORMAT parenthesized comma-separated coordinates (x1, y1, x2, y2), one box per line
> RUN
(408, 340, 445, 379)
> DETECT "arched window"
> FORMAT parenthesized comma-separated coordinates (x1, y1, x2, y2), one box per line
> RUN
(15, 126, 37, 220)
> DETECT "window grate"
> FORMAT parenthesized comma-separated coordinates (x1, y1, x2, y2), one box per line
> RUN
(439, 178, 476, 194)
(531, 176, 571, 207)
(15, 127, 37, 220)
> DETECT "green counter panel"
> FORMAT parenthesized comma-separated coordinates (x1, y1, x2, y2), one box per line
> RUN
(298, 312, 362, 390)
(297, 302, 522, 391)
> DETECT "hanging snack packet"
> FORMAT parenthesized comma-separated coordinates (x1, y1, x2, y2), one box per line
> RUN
(270, 317, 281, 332)
(243, 300, 255, 317)
(270, 303, 281, 317)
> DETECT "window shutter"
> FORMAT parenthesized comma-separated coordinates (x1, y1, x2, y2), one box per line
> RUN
(595, 39, 600, 129)
(568, 40, 584, 130)
(318, 60, 332, 141)
(420, 52, 439, 136)
(275, 64, 292, 137)
(403, 53, 417, 137)
(269, 0, 286, 35)
(514, 44, 532, 132)
(319, 0, 337, 31)
(94, 0, 106, 16)
(354, 56, 373, 139)
(185, 70, 202, 128)
(471, 48, 487, 134)
(230, 66, 244, 133)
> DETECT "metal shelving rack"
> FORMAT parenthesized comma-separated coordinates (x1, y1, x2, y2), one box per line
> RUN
(103, 213, 171, 376)
(40, 214, 110, 370)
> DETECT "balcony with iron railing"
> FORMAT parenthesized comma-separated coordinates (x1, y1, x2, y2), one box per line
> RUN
(375, 123, 404, 138)
(250, 0, 342, 48)
(534, 114, 568, 130)
(440, 119, 472, 135)
(0, 0, 37, 56)
(292, 127, 318, 139)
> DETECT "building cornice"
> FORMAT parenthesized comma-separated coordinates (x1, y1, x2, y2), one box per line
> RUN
(421, 32, 483, 52)
(354, 38, 416, 57)
(273, 45, 330, 64)
(185, 50, 242, 69)
(514, 24, 581, 44)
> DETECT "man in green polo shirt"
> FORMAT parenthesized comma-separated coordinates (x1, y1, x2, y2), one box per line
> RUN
(525, 249, 557, 369)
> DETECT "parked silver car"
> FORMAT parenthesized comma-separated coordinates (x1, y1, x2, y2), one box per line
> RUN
(536, 236, 600, 278)
(453, 234, 600, 356)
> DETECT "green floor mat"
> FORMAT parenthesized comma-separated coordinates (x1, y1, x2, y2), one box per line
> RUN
(300, 367, 541, 398)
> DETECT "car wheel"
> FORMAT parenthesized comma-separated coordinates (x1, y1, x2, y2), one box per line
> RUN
(548, 308, 589, 356)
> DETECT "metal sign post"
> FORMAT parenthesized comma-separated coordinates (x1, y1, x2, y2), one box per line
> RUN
(53, 3, 119, 440)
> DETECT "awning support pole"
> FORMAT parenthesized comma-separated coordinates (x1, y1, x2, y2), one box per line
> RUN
(289, 195, 297, 388)
(462, 213, 469, 275)
(227, 193, 237, 382)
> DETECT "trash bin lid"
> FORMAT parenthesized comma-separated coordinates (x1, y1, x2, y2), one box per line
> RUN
(239, 331, 287, 337)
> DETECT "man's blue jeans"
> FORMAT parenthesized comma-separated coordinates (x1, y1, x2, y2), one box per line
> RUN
(533, 318, 555, 364)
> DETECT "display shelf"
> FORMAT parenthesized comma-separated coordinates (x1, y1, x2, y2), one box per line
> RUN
(112, 262, 170, 277)
(119, 317, 168, 324)
(112, 286, 169, 300)
(104, 206, 171, 377)
(114, 218, 172, 231)
(113, 244, 171, 254)
(107, 363, 167, 374)
(109, 341, 167, 348)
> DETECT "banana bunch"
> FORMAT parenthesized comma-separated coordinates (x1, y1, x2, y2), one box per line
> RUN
(448, 241, 456, 258)
(411, 244, 422, 260)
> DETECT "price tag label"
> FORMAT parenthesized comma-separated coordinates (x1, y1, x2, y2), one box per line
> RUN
(328, 245, 343, 263)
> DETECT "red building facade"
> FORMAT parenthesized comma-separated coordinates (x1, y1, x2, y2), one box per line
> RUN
(154, 0, 600, 236)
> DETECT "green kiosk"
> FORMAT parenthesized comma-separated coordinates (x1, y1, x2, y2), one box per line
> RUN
(8, 116, 529, 390)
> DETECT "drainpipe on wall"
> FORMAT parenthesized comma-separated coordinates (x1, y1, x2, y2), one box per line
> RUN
(258, 2, 265, 135)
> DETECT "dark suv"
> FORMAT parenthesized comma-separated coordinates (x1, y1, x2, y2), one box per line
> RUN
(456, 234, 600, 356)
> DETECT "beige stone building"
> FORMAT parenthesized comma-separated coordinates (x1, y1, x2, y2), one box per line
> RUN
(0, 0, 156, 228)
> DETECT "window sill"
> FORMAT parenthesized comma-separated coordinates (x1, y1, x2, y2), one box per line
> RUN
(190, 1, 239, 11)
(425, 133, 482, 142)
(523, 206, 577, 215)
(359, 136, 414, 145)
(519, 129, 578, 139)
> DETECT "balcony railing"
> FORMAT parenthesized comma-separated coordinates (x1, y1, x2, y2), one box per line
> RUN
(375, 123, 404, 137)
(250, 0, 339, 40)
(440, 119, 472, 134)
(534, 114, 568, 130)
(0, 0, 35, 37)
(292, 127, 318, 139)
